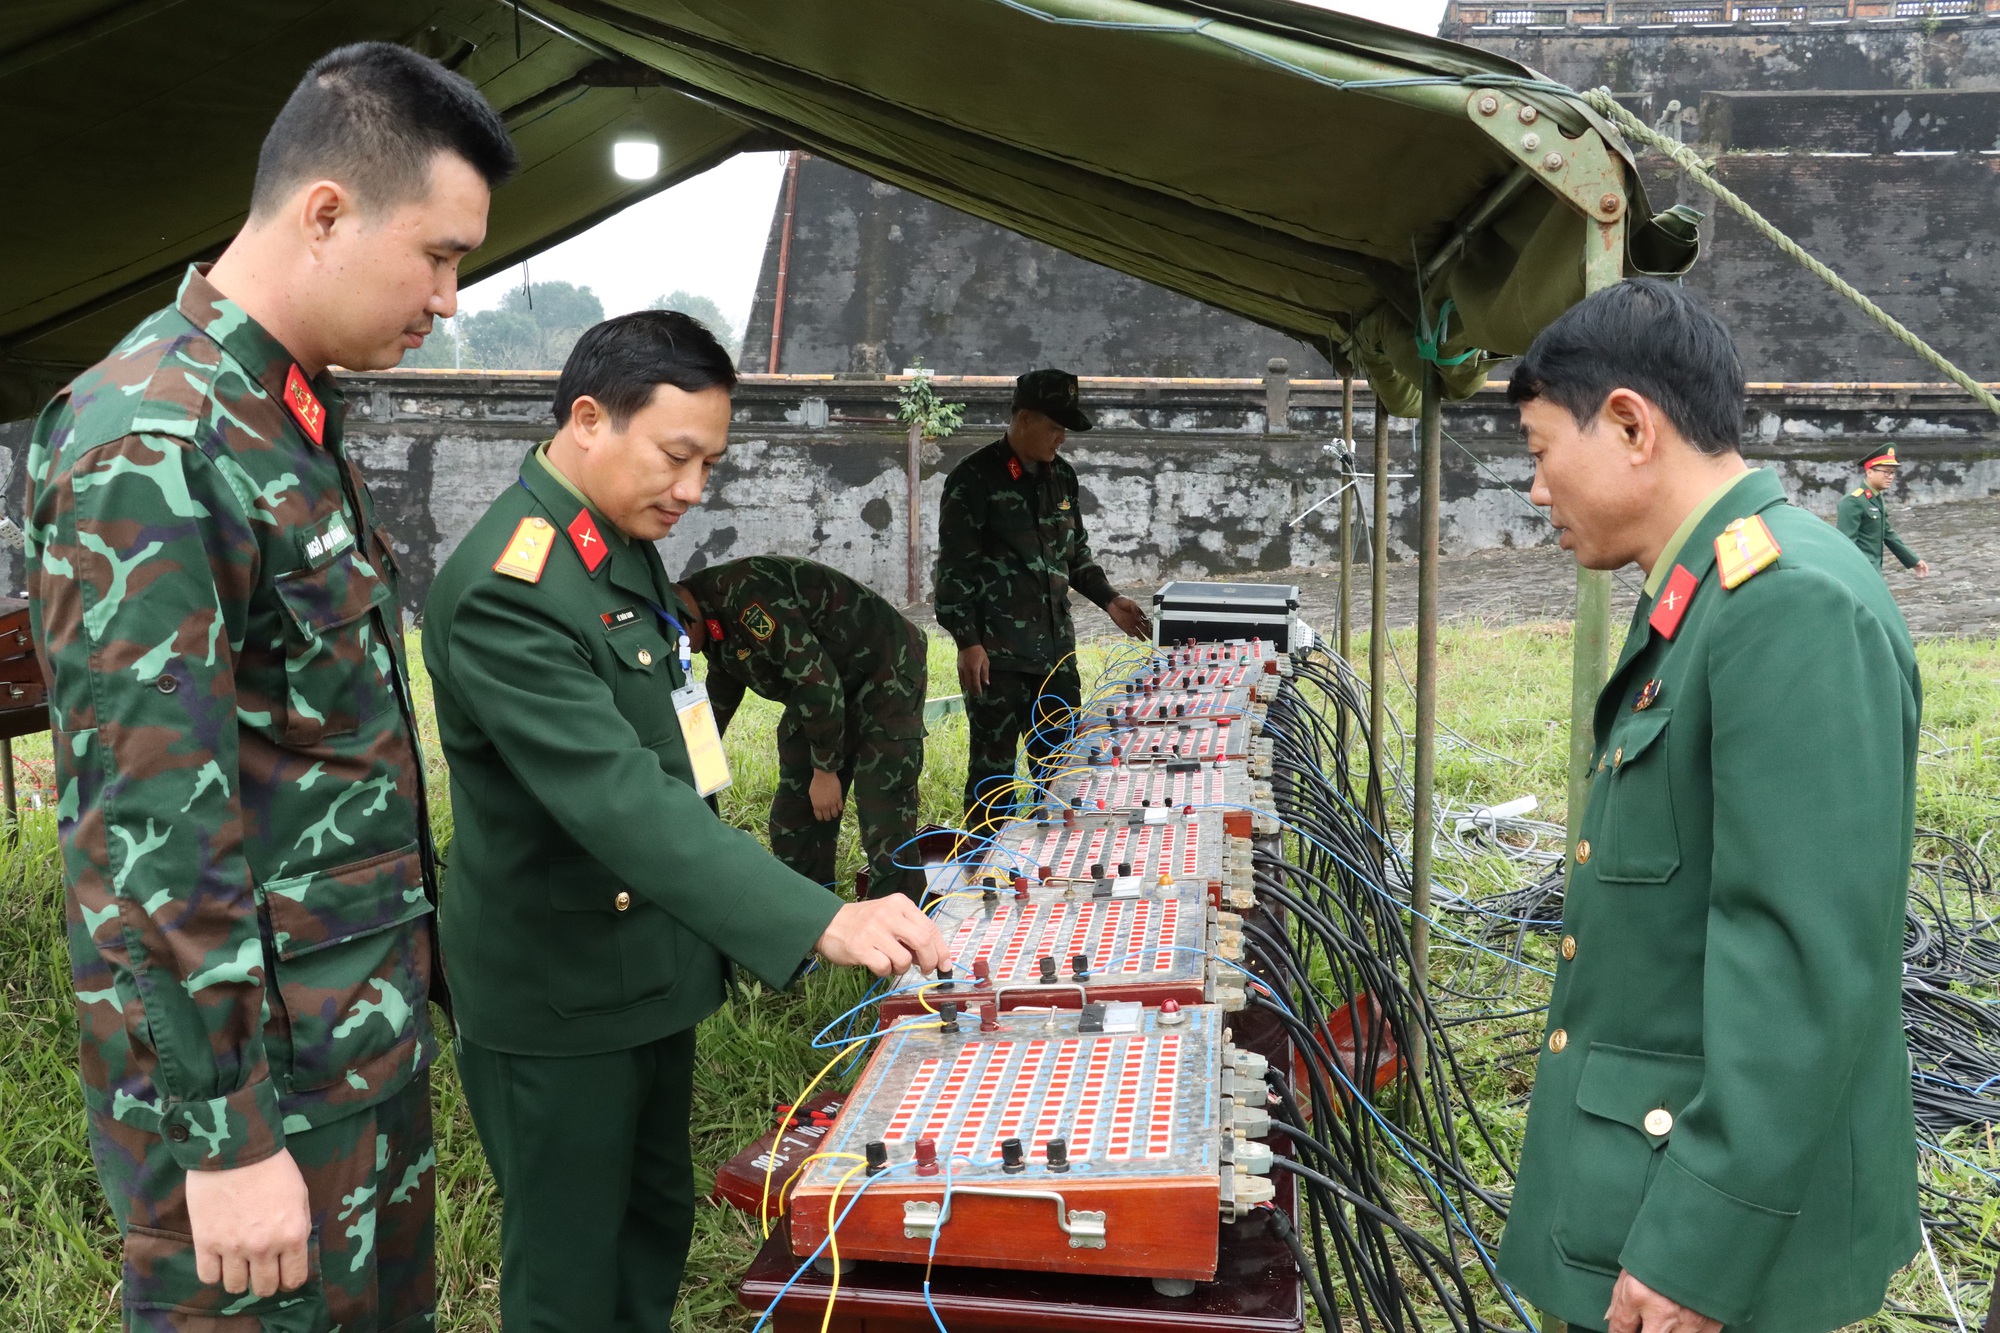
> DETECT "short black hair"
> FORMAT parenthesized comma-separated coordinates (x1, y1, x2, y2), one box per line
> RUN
(554, 311, 740, 427)
(1508, 278, 1744, 456)
(249, 43, 517, 218)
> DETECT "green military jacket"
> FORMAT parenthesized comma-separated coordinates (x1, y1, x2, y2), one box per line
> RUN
(423, 448, 844, 1056)
(1498, 470, 1921, 1333)
(26, 266, 437, 1170)
(680, 555, 927, 771)
(933, 437, 1118, 673)
(1835, 484, 1920, 570)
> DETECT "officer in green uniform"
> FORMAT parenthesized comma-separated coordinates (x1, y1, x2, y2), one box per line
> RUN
(1498, 279, 1919, 1333)
(27, 45, 514, 1330)
(424, 311, 944, 1332)
(1835, 446, 1930, 577)
(676, 555, 930, 900)
(933, 369, 1152, 833)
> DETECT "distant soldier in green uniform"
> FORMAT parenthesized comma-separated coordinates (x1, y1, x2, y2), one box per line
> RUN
(424, 311, 945, 1331)
(1836, 446, 1930, 577)
(934, 369, 1152, 833)
(1499, 279, 1920, 1333)
(675, 555, 929, 900)
(25, 45, 513, 1331)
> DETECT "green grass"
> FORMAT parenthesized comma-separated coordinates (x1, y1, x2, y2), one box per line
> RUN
(1, 627, 1993, 1329)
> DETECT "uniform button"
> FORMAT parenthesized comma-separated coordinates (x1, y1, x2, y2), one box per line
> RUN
(615, 891, 632, 912)
(1576, 840, 1591, 865)
(1644, 1108, 1674, 1136)
(166, 1123, 190, 1143)
(637, 649, 653, 667)
(1560, 935, 1577, 961)
(156, 675, 178, 694)
(1548, 1028, 1568, 1053)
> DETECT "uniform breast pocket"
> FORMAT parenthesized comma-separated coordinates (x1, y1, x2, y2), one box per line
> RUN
(1590, 707, 1681, 884)
(272, 550, 397, 746)
(1553, 1043, 1704, 1274)
(607, 628, 676, 745)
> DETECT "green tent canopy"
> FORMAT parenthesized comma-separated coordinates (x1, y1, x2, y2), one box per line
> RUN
(0, 0, 1697, 420)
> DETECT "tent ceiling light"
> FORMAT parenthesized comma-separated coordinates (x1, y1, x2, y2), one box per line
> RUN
(613, 137, 661, 180)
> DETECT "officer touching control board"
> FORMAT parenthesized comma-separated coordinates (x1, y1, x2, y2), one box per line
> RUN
(1497, 280, 1920, 1333)
(1836, 446, 1930, 578)
(934, 369, 1152, 834)
(675, 554, 930, 901)
(423, 312, 944, 1331)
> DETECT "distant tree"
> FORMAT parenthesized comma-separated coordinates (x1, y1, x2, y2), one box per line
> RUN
(400, 317, 474, 370)
(462, 280, 605, 371)
(649, 290, 740, 360)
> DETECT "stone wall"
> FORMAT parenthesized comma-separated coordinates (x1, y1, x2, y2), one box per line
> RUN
(12, 372, 1986, 618)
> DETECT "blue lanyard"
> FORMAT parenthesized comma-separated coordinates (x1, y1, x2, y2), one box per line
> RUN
(650, 603, 694, 675)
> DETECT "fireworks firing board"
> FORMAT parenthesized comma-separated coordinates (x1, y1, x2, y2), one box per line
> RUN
(790, 1004, 1269, 1281)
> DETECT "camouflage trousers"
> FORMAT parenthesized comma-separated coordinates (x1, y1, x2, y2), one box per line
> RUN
(772, 723, 926, 900)
(89, 1076, 435, 1332)
(964, 663, 1082, 836)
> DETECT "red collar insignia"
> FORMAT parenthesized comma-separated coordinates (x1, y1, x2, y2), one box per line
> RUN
(283, 364, 326, 446)
(1648, 564, 1699, 640)
(566, 508, 609, 573)
(705, 617, 726, 644)
(1006, 456, 1024, 481)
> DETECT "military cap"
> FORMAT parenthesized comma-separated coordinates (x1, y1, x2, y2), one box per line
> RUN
(1861, 446, 1900, 470)
(1013, 368, 1092, 432)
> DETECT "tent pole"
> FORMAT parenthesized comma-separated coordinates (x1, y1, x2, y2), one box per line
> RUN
(1339, 371, 1354, 665)
(1366, 401, 1391, 866)
(1411, 365, 1441, 1038)
(1567, 213, 1629, 875)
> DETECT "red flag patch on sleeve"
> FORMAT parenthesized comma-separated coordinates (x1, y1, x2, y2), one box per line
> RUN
(283, 364, 326, 445)
(566, 508, 609, 573)
(1648, 564, 1699, 640)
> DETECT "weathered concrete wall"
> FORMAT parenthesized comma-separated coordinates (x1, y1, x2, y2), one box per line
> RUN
(738, 155, 1330, 379)
(3, 374, 1995, 615)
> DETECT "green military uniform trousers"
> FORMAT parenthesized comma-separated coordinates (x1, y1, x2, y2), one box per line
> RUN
(964, 662, 1082, 833)
(456, 1029, 696, 1333)
(90, 1079, 435, 1333)
(772, 721, 926, 899)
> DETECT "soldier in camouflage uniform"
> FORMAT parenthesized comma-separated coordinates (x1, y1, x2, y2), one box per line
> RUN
(933, 370, 1152, 834)
(676, 555, 929, 900)
(26, 45, 514, 1330)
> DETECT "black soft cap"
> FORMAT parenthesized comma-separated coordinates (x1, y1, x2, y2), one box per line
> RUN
(1013, 368, 1092, 431)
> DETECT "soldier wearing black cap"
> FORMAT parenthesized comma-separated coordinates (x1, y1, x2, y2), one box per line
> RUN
(934, 369, 1151, 833)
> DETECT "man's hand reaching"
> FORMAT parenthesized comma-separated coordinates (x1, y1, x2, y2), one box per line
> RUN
(1106, 595, 1152, 640)
(816, 894, 946, 977)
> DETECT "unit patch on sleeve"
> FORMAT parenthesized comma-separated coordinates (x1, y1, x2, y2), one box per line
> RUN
(739, 602, 777, 642)
(1715, 515, 1782, 590)
(493, 517, 556, 583)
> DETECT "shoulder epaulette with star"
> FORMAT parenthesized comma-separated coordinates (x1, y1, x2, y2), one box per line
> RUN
(493, 517, 555, 583)
(1716, 514, 1782, 590)
(1850, 487, 1869, 498)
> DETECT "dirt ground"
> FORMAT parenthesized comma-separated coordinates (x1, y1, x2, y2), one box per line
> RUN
(1144, 494, 1999, 640)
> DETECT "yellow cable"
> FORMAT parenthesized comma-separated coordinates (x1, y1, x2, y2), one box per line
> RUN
(821, 1159, 870, 1332)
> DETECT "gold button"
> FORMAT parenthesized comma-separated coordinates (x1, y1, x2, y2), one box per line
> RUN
(1561, 935, 1577, 961)
(1548, 1028, 1568, 1053)
(1613, 746, 1623, 768)
(1644, 1108, 1674, 1136)
(1576, 840, 1591, 865)
(637, 649, 653, 667)
(614, 891, 632, 911)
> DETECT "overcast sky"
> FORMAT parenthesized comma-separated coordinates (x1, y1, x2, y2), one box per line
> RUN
(457, 0, 1451, 332)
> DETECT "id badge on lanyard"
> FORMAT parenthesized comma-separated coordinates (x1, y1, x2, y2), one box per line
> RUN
(656, 606, 732, 796)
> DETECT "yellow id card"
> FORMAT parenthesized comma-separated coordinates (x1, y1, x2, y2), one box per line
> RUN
(672, 681, 733, 796)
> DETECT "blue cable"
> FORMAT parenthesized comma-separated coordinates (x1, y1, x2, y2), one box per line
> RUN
(748, 1160, 912, 1332)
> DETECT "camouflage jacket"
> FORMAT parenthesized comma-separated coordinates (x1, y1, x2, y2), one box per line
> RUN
(1835, 486, 1920, 570)
(933, 438, 1118, 673)
(26, 266, 437, 1172)
(681, 555, 926, 772)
